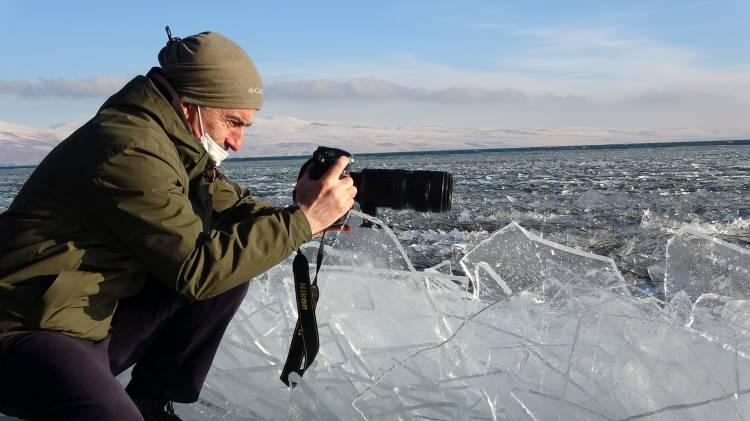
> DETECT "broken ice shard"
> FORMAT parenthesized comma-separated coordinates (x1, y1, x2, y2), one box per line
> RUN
(574, 189, 609, 210)
(665, 227, 750, 300)
(123, 219, 750, 421)
(459, 221, 624, 300)
(349, 279, 750, 421)
(323, 210, 415, 272)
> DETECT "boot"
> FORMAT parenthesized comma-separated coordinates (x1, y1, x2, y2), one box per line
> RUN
(128, 393, 182, 421)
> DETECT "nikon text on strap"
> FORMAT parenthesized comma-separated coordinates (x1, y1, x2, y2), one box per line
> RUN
(280, 234, 326, 387)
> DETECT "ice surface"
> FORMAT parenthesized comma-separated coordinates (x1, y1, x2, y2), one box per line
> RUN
(175, 263, 475, 420)
(424, 260, 452, 275)
(162, 219, 750, 420)
(459, 222, 625, 300)
(686, 293, 750, 358)
(647, 262, 666, 285)
(350, 289, 750, 420)
(665, 227, 750, 300)
(320, 210, 416, 272)
(575, 189, 610, 210)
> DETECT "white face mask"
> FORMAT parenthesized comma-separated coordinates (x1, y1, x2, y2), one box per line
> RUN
(197, 106, 229, 166)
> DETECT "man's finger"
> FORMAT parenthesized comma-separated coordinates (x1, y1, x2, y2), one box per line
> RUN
(340, 175, 354, 189)
(321, 156, 350, 182)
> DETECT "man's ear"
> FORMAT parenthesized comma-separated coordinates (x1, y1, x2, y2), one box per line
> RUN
(181, 103, 201, 138)
(181, 102, 194, 121)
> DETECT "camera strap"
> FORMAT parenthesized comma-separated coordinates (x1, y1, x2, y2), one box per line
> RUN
(280, 233, 325, 387)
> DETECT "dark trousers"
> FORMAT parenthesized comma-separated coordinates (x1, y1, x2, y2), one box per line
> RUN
(0, 280, 249, 420)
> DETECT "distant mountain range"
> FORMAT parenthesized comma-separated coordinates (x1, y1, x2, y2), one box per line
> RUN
(0, 121, 81, 166)
(2, 117, 748, 166)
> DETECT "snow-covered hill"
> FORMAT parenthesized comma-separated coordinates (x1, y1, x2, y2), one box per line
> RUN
(2, 117, 749, 166)
(0, 121, 76, 165)
(246, 116, 750, 158)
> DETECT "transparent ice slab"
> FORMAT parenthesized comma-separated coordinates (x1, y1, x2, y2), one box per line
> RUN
(321, 210, 416, 272)
(176, 263, 478, 420)
(686, 293, 750, 359)
(665, 227, 750, 301)
(114, 220, 750, 421)
(177, 259, 750, 420)
(349, 286, 750, 420)
(459, 222, 625, 300)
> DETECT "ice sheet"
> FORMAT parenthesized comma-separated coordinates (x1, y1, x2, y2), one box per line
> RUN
(176, 264, 750, 419)
(459, 222, 625, 300)
(665, 227, 750, 300)
(686, 293, 750, 359)
(349, 288, 750, 420)
(575, 189, 610, 210)
(320, 210, 416, 272)
(164, 220, 750, 420)
(174, 263, 478, 420)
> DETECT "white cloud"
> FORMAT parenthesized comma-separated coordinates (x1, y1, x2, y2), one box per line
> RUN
(264, 24, 750, 103)
(255, 23, 750, 131)
(1, 24, 747, 132)
(269, 79, 413, 100)
(514, 26, 749, 100)
(0, 76, 128, 98)
(267, 79, 533, 104)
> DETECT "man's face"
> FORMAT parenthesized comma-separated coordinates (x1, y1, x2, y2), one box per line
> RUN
(185, 104, 256, 152)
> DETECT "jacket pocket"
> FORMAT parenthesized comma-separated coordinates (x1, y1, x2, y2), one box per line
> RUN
(26, 270, 115, 340)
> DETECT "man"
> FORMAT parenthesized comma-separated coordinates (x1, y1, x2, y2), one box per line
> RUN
(0, 30, 355, 420)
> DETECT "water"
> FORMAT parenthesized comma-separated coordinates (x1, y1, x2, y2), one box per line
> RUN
(3, 144, 750, 285)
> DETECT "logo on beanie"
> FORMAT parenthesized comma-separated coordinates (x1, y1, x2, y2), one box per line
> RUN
(248, 87, 264, 95)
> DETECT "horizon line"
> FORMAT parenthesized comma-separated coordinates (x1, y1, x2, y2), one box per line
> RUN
(223, 138, 750, 162)
(1, 138, 749, 169)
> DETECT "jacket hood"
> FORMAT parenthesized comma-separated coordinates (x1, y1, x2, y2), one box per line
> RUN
(99, 68, 210, 180)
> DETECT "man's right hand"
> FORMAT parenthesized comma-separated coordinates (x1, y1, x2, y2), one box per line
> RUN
(295, 156, 357, 236)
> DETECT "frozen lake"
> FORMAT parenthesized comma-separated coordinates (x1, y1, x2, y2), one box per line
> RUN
(3, 143, 750, 419)
(6, 143, 748, 282)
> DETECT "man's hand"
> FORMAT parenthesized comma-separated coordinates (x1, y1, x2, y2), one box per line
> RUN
(295, 156, 357, 236)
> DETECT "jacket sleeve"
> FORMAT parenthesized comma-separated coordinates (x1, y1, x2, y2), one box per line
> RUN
(90, 142, 312, 301)
(210, 175, 275, 215)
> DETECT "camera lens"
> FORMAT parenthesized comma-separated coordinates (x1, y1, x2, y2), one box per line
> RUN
(351, 169, 453, 212)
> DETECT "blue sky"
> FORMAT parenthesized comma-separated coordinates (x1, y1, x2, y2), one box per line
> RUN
(0, 0, 748, 132)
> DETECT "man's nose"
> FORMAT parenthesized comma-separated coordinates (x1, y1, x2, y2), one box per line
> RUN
(225, 129, 244, 151)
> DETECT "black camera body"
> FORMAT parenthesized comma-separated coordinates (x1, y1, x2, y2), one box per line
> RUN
(305, 146, 353, 180)
(299, 146, 453, 216)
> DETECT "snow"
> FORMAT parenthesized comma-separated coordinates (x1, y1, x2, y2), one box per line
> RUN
(0, 120, 75, 165)
(2, 116, 750, 166)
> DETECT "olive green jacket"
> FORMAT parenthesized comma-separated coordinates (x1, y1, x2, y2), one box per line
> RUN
(0, 70, 312, 342)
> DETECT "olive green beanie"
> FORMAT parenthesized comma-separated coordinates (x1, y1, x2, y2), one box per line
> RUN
(158, 31, 263, 110)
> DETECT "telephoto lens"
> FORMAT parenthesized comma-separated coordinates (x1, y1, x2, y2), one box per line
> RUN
(351, 169, 452, 213)
(298, 146, 453, 216)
